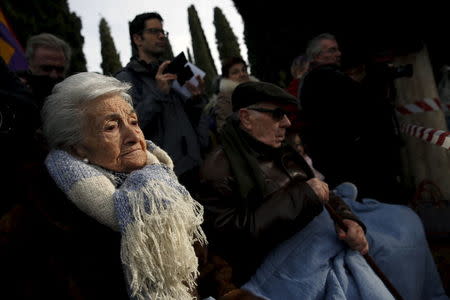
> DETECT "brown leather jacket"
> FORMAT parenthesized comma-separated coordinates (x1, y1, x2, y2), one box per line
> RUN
(199, 143, 363, 286)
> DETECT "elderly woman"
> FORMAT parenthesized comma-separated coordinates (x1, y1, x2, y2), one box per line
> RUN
(215, 57, 259, 130)
(40, 72, 207, 299)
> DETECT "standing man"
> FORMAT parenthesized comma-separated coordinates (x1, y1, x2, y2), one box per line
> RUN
(116, 12, 209, 193)
(20, 33, 71, 108)
(299, 33, 401, 202)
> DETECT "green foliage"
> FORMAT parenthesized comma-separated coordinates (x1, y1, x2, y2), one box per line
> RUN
(213, 7, 241, 64)
(161, 37, 175, 61)
(187, 48, 193, 63)
(1, 0, 87, 74)
(188, 5, 217, 96)
(99, 18, 122, 75)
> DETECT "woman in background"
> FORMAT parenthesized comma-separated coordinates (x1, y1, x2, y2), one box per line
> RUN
(215, 57, 259, 131)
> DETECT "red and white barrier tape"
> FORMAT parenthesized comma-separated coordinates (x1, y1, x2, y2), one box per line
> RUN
(396, 98, 448, 115)
(400, 123, 450, 149)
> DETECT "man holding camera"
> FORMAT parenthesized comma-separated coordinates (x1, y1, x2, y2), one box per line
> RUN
(300, 33, 402, 203)
(116, 12, 209, 193)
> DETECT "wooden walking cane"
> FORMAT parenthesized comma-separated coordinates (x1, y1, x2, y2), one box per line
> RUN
(323, 202, 405, 300)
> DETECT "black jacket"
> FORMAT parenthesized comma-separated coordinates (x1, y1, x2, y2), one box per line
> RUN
(300, 64, 401, 200)
(199, 135, 363, 285)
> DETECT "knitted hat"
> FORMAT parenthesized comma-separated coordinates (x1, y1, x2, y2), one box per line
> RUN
(231, 81, 298, 112)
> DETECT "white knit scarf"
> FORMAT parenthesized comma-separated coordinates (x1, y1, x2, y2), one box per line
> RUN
(45, 140, 207, 299)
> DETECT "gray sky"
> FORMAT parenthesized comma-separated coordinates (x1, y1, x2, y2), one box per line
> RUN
(67, 0, 247, 73)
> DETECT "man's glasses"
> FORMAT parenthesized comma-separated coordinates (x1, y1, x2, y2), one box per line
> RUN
(247, 107, 291, 121)
(142, 28, 169, 37)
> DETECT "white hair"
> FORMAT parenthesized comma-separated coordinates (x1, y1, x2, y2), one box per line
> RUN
(42, 72, 133, 150)
(306, 33, 336, 61)
(26, 33, 72, 72)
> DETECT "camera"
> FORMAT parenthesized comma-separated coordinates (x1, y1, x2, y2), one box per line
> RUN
(163, 52, 194, 85)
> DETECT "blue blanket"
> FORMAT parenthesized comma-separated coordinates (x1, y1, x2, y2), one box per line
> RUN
(242, 191, 448, 300)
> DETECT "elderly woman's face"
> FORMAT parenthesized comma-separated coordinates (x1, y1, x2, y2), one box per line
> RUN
(74, 95, 147, 172)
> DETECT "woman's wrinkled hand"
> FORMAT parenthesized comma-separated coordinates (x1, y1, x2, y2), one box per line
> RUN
(155, 60, 177, 94)
(336, 219, 369, 255)
(306, 178, 329, 203)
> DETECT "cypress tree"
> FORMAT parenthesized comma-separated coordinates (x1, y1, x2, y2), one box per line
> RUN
(2, 0, 87, 74)
(213, 7, 241, 63)
(187, 48, 193, 63)
(160, 37, 174, 61)
(188, 5, 217, 96)
(99, 17, 122, 75)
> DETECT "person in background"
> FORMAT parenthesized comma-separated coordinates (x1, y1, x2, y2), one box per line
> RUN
(18, 33, 71, 109)
(284, 55, 310, 149)
(116, 12, 209, 195)
(300, 33, 402, 202)
(215, 57, 259, 131)
(286, 54, 310, 98)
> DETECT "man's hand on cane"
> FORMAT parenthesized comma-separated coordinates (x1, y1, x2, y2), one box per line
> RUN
(306, 178, 369, 255)
(336, 219, 369, 255)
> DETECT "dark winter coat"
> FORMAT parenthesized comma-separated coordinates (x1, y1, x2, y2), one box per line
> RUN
(198, 127, 362, 286)
(116, 57, 209, 177)
(300, 63, 400, 200)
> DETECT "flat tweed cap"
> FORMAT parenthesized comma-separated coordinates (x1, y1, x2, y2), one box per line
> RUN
(231, 81, 298, 112)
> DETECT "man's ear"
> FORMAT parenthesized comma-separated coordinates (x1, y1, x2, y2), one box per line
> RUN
(132, 33, 143, 48)
(239, 109, 252, 130)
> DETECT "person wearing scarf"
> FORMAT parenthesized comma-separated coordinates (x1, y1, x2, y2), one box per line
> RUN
(40, 72, 207, 299)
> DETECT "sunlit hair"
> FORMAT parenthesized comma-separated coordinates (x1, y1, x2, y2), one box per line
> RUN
(306, 33, 336, 61)
(26, 33, 72, 71)
(42, 72, 133, 150)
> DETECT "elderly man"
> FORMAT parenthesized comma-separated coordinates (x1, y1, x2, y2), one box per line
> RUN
(300, 33, 401, 203)
(199, 81, 448, 300)
(199, 81, 367, 286)
(16, 33, 71, 108)
(116, 12, 209, 194)
(26, 33, 70, 80)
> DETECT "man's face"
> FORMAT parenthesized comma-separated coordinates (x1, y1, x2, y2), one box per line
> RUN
(29, 46, 66, 79)
(240, 102, 292, 148)
(134, 18, 167, 61)
(314, 39, 341, 66)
